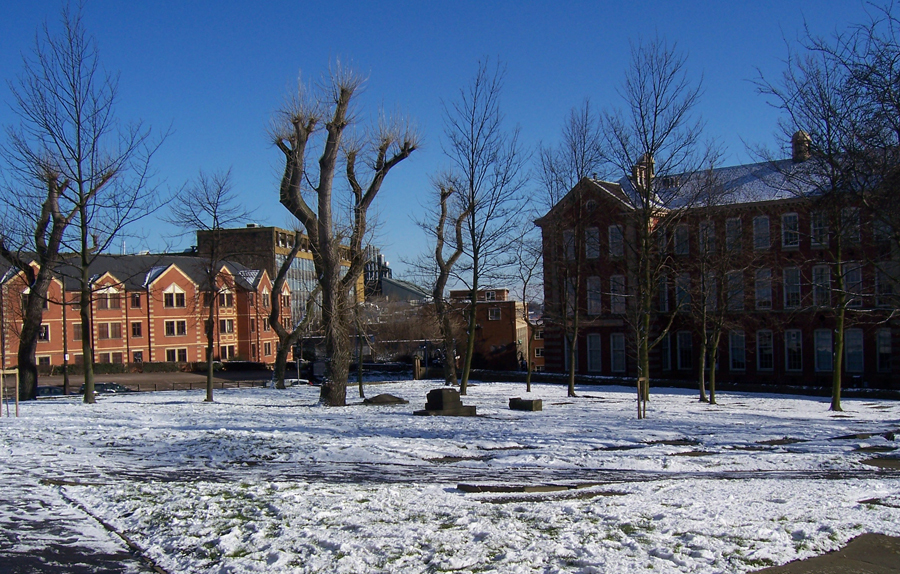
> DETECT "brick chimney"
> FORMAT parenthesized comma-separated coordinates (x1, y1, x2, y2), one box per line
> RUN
(791, 130, 811, 163)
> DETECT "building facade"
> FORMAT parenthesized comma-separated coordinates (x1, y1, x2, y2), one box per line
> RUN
(449, 288, 530, 371)
(536, 146, 898, 389)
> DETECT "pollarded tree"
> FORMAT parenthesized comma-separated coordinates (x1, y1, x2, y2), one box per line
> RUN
(444, 60, 528, 395)
(600, 37, 706, 418)
(1, 7, 162, 402)
(275, 66, 417, 406)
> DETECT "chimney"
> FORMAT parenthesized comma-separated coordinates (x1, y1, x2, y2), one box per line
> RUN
(632, 153, 654, 189)
(791, 130, 810, 163)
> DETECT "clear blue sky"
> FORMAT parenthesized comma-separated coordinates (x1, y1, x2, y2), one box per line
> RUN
(0, 0, 878, 280)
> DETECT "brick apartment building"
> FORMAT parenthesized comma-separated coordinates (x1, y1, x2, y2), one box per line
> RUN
(449, 288, 531, 371)
(536, 137, 898, 388)
(0, 254, 289, 369)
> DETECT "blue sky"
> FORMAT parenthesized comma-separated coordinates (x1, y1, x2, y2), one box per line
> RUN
(0, 1, 878, 279)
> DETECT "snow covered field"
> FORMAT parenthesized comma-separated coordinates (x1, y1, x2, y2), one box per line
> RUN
(2, 380, 900, 573)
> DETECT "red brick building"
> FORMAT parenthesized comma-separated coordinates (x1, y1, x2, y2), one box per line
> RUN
(449, 288, 530, 370)
(0, 254, 289, 369)
(536, 145, 898, 389)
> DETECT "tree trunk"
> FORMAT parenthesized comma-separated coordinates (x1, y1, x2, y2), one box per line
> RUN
(459, 286, 478, 395)
(697, 336, 709, 403)
(205, 295, 216, 402)
(438, 306, 459, 386)
(566, 331, 577, 397)
(80, 265, 95, 404)
(708, 332, 720, 405)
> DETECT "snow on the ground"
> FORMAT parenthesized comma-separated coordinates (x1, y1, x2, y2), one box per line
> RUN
(2, 380, 900, 573)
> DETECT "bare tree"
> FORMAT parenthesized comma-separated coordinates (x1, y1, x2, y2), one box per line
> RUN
(1, 7, 162, 402)
(510, 231, 543, 393)
(535, 99, 605, 397)
(168, 169, 251, 402)
(444, 60, 527, 394)
(275, 66, 417, 406)
(600, 37, 706, 418)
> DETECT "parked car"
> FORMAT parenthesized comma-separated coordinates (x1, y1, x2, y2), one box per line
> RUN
(36, 386, 65, 398)
(79, 382, 133, 395)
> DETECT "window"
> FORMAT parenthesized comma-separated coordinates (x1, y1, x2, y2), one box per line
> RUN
(876, 265, 895, 307)
(814, 329, 833, 372)
(877, 329, 892, 372)
(221, 345, 236, 359)
(38, 324, 50, 342)
(73, 323, 82, 341)
(488, 308, 501, 321)
(676, 273, 691, 310)
(657, 228, 667, 254)
(587, 334, 602, 372)
(108, 293, 121, 309)
(781, 213, 799, 248)
(813, 265, 831, 306)
(841, 207, 860, 243)
(753, 216, 770, 250)
(844, 263, 863, 308)
(282, 294, 291, 309)
(726, 271, 744, 311)
(566, 278, 576, 317)
(677, 332, 692, 370)
(699, 220, 715, 253)
(674, 225, 689, 255)
(608, 225, 624, 258)
(110, 323, 122, 339)
(98, 353, 111, 364)
(263, 318, 271, 332)
(165, 320, 187, 337)
(133, 351, 143, 363)
(164, 290, 186, 308)
(785, 330, 802, 371)
(725, 217, 742, 251)
(112, 352, 124, 364)
(264, 342, 272, 356)
(729, 331, 746, 371)
(38, 356, 50, 367)
(97, 294, 108, 310)
(219, 318, 235, 333)
(610, 275, 626, 314)
(98, 323, 109, 339)
(757, 330, 774, 371)
(586, 227, 600, 259)
(131, 293, 141, 308)
(658, 275, 669, 312)
(874, 218, 893, 243)
(845, 329, 864, 373)
(218, 291, 234, 308)
(484, 291, 496, 301)
(755, 269, 772, 310)
(534, 347, 544, 357)
(534, 329, 544, 340)
(703, 272, 717, 312)
(166, 349, 177, 362)
(811, 211, 828, 247)
(587, 277, 602, 315)
(132, 322, 142, 338)
(563, 230, 576, 260)
(262, 291, 271, 307)
(660, 334, 671, 371)
(783, 267, 801, 309)
(610, 333, 626, 373)
(250, 318, 256, 333)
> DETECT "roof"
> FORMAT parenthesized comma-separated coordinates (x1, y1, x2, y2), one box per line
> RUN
(380, 277, 430, 302)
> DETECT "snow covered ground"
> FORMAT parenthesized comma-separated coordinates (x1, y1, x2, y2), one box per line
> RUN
(2, 380, 899, 573)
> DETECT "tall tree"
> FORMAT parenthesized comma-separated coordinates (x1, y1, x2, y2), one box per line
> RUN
(1, 7, 162, 402)
(168, 169, 251, 402)
(444, 60, 527, 395)
(536, 99, 605, 397)
(600, 37, 705, 418)
(510, 231, 543, 393)
(276, 66, 417, 406)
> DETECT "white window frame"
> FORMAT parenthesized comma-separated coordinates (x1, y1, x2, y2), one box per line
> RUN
(488, 308, 501, 321)
(610, 333, 626, 373)
(811, 211, 829, 248)
(658, 275, 669, 312)
(676, 273, 691, 310)
(753, 216, 770, 250)
(781, 212, 800, 248)
(729, 330, 746, 371)
(563, 230, 576, 260)
(813, 265, 831, 307)
(755, 268, 772, 310)
(725, 217, 742, 251)
(783, 267, 801, 309)
(757, 330, 774, 371)
(843, 263, 863, 308)
(726, 271, 744, 311)
(608, 225, 624, 258)
(38, 324, 50, 342)
(534, 347, 544, 358)
(587, 333, 602, 372)
(660, 333, 671, 371)
(814, 329, 833, 372)
(585, 227, 600, 259)
(699, 220, 715, 253)
(785, 329, 802, 372)
(844, 329, 864, 373)
(841, 207, 860, 243)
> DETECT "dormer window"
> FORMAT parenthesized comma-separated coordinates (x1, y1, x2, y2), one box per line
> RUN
(485, 291, 496, 301)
